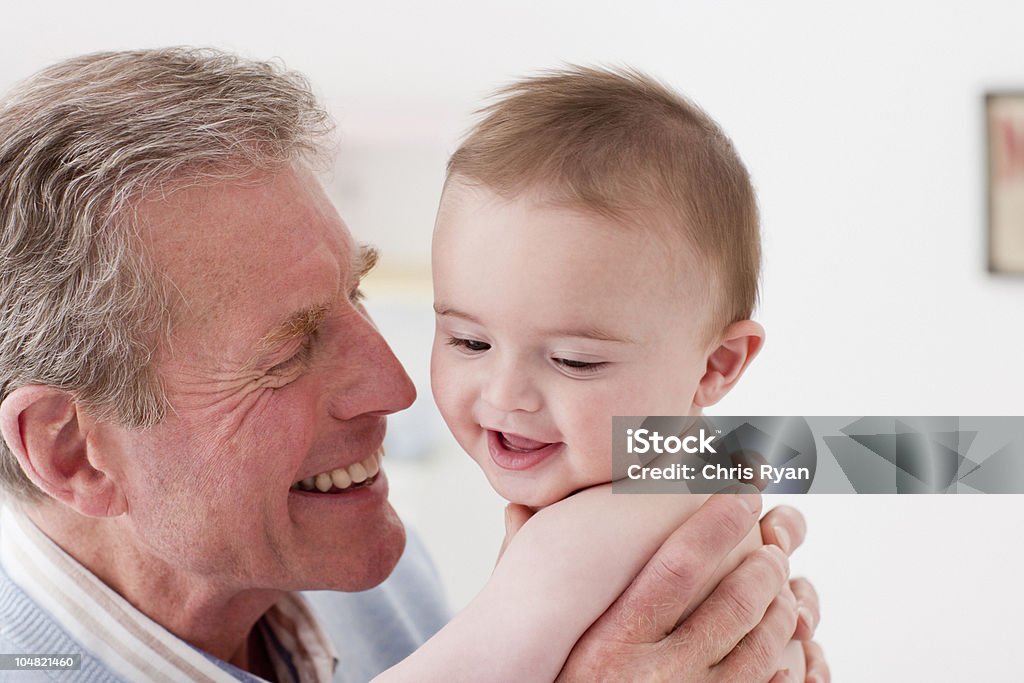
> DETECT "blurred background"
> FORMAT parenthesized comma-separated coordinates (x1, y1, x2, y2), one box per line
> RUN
(3, 2, 1023, 679)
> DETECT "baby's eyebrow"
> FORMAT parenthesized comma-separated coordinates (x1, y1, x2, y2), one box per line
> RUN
(543, 325, 635, 344)
(433, 304, 479, 323)
(434, 304, 635, 344)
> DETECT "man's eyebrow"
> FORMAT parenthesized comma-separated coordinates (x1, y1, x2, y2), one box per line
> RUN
(433, 304, 635, 344)
(245, 243, 379, 368)
(255, 305, 329, 357)
(354, 243, 379, 282)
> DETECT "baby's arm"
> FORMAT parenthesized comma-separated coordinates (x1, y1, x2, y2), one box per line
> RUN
(376, 486, 766, 682)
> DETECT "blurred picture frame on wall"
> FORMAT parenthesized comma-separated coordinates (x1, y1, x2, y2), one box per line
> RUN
(986, 92, 1024, 273)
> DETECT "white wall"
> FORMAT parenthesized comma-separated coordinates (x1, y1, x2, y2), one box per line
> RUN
(3, 3, 1023, 680)
(5, 3, 1023, 409)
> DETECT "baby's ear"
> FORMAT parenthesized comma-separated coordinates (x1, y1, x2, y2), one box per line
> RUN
(0, 385, 126, 517)
(694, 320, 765, 408)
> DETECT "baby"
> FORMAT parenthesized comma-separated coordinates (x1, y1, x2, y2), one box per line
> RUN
(379, 66, 803, 681)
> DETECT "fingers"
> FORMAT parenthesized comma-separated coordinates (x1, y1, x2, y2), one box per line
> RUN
(496, 503, 534, 561)
(767, 640, 806, 683)
(789, 577, 820, 640)
(729, 448, 772, 491)
(803, 640, 830, 683)
(683, 543, 790, 665)
(710, 553, 798, 681)
(592, 491, 762, 643)
(760, 505, 806, 555)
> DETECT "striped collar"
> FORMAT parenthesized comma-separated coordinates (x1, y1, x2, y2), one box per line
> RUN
(0, 504, 338, 683)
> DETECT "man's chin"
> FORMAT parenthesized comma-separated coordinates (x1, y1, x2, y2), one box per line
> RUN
(354, 514, 407, 590)
(314, 511, 407, 592)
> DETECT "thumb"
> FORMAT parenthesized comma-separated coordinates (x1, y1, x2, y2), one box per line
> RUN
(497, 503, 534, 561)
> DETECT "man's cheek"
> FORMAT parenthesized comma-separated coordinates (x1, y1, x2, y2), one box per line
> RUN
(223, 385, 317, 473)
(183, 461, 238, 509)
(157, 392, 283, 495)
(202, 380, 294, 449)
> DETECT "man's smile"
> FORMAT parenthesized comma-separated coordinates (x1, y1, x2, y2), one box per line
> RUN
(292, 446, 383, 493)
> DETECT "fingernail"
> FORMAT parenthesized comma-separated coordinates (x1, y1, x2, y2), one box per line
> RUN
(772, 524, 791, 553)
(738, 492, 760, 513)
(776, 668, 791, 682)
(762, 543, 789, 572)
(504, 507, 512, 535)
(719, 484, 759, 513)
(798, 606, 815, 633)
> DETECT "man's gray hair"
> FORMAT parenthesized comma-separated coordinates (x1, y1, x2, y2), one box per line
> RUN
(0, 47, 333, 500)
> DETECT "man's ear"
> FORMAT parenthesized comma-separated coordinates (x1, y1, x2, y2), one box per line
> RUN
(694, 320, 765, 408)
(0, 385, 126, 517)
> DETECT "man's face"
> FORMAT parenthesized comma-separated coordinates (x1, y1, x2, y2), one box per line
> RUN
(94, 166, 415, 592)
(431, 181, 714, 508)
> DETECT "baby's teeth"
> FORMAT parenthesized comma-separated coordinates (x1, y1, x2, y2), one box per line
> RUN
(331, 468, 352, 489)
(349, 462, 368, 483)
(315, 473, 333, 492)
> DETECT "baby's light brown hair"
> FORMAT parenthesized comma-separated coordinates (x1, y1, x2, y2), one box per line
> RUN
(446, 65, 760, 335)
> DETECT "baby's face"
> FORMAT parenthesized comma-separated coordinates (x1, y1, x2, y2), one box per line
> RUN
(431, 182, 714, 507)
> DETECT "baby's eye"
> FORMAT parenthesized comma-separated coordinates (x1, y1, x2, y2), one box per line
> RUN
(553, 357, 607, 375)
(446, 336, 491, 353)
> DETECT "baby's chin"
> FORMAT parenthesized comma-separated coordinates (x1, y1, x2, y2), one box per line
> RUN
(487, 471, 573, 509)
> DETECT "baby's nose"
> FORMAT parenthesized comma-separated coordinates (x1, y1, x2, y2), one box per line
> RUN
(482, 361, 543, 414)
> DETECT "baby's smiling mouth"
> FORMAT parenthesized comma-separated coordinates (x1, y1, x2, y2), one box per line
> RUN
(487, 430, 563, 471)
(498, 431, 554, 452)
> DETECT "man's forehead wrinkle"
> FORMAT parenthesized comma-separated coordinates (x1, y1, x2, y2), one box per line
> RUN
(142, 168, 359, 328)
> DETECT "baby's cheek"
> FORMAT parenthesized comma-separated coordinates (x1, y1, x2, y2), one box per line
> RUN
(579, 460, 615, 492)
(442, 411, 484, 465)
(433, 390, 468, 443)
(565, 438, 615, 494)
(429, 364, 465, 421)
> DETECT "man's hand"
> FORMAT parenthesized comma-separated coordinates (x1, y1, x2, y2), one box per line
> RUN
(501, 493, 828, 682)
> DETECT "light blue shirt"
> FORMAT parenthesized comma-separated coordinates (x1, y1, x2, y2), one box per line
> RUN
(0, 517, 449, 683)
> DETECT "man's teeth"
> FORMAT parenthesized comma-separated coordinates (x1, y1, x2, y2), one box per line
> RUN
(294, 448, 383, 493)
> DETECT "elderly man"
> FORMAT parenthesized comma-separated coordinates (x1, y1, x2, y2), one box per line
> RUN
(0, 49, 826, 682)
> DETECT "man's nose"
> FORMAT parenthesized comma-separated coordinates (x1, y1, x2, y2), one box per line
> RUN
(481, 357, 542, 414)
(326, 312, 416, 420)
